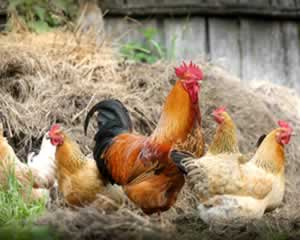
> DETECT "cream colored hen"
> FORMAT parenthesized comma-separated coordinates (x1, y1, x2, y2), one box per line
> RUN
(171, 108, 293, 223)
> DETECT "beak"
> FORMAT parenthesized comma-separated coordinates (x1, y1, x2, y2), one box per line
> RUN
(211, 111, 217, 119)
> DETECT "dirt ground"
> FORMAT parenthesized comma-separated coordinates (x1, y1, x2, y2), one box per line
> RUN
(0, 31, 299, 240)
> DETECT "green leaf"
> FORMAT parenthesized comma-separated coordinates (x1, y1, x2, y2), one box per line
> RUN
(135, 52, 149, 62)
(150, 39, 164, 59)
(28, 20, 52, 33)
(33, 6, 46, 21)
(47, 13, 63, 26)
(142, 27, 157, 41)
(120, 27, 166, 63)
(122, 43, 151, 54)
(144, 55, 157, 64)
(167, 34, 177, 60)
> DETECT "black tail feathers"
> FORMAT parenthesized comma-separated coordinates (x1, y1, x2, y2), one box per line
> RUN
(84, 99, 133, 184)
(84, 99, 132, 135)
(170, 150, 195, 174)
(256, 134, 266, 148)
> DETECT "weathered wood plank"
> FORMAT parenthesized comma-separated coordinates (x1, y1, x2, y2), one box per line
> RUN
(105, 17, 206, 60)
(0, 0, 299, 19)
(100, 0, 300, 19)
(240, 19, 286, 85)
(209, 18, 241, 77)
(102, 0, 297, 8)
(105, 18, 161, 44)
(163, 17, 206, 60)
(105, 17, 131, 42)
(270, 0, 297, 8)
(126, 0, 197, 7)
(239, 0, 271, 7)
(124, 0, 238, 7)
(281, 22, 300, 91)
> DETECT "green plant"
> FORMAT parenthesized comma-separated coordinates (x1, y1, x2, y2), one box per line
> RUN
(120, 27, 176, 64)
(0, 164, 46, 226)
(0, 225, 60, 240)
(0, 164, 55, 239)
(7, 0, 78, 32)
(254, 222, 291, 240)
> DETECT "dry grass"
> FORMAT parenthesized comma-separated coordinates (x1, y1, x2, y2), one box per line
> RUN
(0, 31, 299, 239)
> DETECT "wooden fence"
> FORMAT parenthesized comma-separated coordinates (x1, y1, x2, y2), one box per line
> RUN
(100, 0, 300, 19)
(105, 16, 300, 91)
(100, 0, 300, 91)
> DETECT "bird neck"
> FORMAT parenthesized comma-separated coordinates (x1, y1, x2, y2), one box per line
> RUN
(251, 130, 285, 174)
(40, 137, 56, 156)
(0, 124, 3, 137)
(151, 80, 196, 145)
(55, 133, 86, 174)
(208, 115, 239, 155)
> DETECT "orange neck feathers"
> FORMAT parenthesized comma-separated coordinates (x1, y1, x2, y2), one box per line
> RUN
(55, 133, 86, 174)
(208, 112, 239, 155)
(151, 80, 196, 145)
(252, 129, 285, 174)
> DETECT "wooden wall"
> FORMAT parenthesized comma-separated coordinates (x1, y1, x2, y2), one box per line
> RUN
(105, 16, 300, 92)
(101, 0, 300, 92)
(100, 0, 300, 19)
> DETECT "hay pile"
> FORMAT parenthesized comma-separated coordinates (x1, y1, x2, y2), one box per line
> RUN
(0, 31, 299, 239)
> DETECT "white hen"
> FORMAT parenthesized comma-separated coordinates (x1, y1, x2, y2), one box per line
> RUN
(28, 132, 56, 187)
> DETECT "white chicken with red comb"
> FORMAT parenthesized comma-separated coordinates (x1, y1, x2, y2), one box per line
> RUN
(27, 132, 57, 188)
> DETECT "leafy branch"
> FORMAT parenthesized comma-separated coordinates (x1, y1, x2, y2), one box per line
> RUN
(7, 0, 78, 32)
(120, 27, 176, 64)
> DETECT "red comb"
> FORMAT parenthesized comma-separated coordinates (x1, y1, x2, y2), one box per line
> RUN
(175, 61, 203, 81)
(50, 124, 61, 133)
(278, 120, 293, 131)
(213, 106, 226, 115)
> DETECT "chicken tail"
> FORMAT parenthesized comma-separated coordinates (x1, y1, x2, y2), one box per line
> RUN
(256, 134, 266, 148)
(84, 99, 133, 183)
(169, 149, 195, 174)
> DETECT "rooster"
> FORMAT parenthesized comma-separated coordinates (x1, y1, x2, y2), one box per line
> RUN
(171, 114, 293, 223)
(153, 62, 205, 157)
(84, 62, 204, 214)
(0, 123, 50, 202)
(48, 124, 125, 207)
(27, 132, 56, 188)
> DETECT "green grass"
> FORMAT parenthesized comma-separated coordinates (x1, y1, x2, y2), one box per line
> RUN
(0, 166, 59, 239)
(258, 224, 290, 240)
(0, 225, 60, 240)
